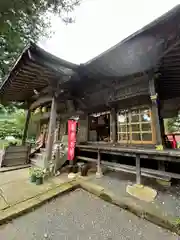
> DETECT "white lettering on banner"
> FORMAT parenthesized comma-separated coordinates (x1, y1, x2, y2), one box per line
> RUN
(68, 120, 77, 161)
(70, 132, 75, 139)
(71, 124, 76, 132)
(70, 141, 75, 148)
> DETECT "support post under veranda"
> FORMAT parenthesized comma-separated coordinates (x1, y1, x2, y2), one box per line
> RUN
(96, 150, 103, 178)
(136, 155, 141, 185)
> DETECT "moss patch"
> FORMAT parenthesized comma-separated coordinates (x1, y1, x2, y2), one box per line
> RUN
(126, 184, 157, 202)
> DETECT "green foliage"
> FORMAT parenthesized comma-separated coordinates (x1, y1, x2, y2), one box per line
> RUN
(29, 167, 37, 176)
(0, 103, 21, 114)
(0, 139, 21, 149)
(0, 0, 80, 80)
(29, 167, 44, 177)
(35, 168, 44, 178)
(0, 103, 40, 141)
(175, 218, 180, 226)
(0, 108, 26, 139)
(165, 115, 180, 133)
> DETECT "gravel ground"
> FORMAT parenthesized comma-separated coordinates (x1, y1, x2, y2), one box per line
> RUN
(0, 189, 178, 240)
(91, 171, 180, 217)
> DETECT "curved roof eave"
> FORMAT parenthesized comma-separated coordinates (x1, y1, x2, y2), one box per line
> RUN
(0, 42, 80, 103)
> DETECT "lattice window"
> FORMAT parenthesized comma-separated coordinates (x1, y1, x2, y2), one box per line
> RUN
(117, 109, 130, 142)
(117, 107, 153, 144)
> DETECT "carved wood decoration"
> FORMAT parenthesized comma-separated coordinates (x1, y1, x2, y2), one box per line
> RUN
(77, 116, 88, 143)
(30, 96, 52, 110)
(66, 99, 76, 113)
(76, 75, 149, 111)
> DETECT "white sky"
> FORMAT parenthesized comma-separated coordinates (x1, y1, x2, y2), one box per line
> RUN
(39, 0, 180, 64)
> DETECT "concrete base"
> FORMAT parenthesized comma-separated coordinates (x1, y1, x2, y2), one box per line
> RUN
(156, 179, 171, 187)
(126, 184, 157, 202)
(68, 173, 76, 179)
(96, 171, 103, 178)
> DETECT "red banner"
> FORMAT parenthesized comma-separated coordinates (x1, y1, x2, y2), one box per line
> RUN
(68, 120, 77, 161)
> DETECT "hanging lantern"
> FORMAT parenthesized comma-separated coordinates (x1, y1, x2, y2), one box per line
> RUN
(42, 107, 46, 113)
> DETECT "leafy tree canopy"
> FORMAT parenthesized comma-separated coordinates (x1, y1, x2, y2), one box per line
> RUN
(0, 108, 25, 139)
(165, 115, 180, 133)
(0, 107, 40, 140)
(0, 0, 80, 140)
(0, 0, 80, 80)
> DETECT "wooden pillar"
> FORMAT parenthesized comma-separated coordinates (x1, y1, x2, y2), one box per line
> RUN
(149, 77, 163, 147)
(96, 150, 103, 178)
(45, 97, 57, 169)
(54, 120, 60, 143)
(77, 114, 89, 143)
(136, 155, 141, 184)
(86, 115, 89, 142)
(57, 119, 61, 141)
(22, 109, 31, 145)
(110, 108, 117, 143)
(159, 115, 166, 147)
(36, 121, 41, 140)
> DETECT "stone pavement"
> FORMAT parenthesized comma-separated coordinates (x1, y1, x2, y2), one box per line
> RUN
(0, 189, 178, 240)
(0, 168, 71, 212)
(88, 170, 180, 217)
(0, 168, 180, 235)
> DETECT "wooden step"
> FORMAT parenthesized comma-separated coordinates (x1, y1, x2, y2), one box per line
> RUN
(35, 153, 43, 158)
(31, 158, 45, 168)
(40, 148, 46, 152)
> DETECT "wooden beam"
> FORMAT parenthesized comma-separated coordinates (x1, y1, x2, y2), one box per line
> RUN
(149, 77, 162, 146)
(66, 99, 75, 112)
(54, 119, 61, 142)
(31, 86, 53, 100)
(110, 108, 117, 143)
(27, 61, 56, 75)
(14, 77, 47, 85)
(45, 97, 57, 168)
(20, 68, 53, 78)
(76, 155, 180, 180)
(60, 110, 84, 121)
(159, 38, 180, 60)
(76, 145, 180, 162)
(30, 96, 52, 110)
(22, 108, 31, 145)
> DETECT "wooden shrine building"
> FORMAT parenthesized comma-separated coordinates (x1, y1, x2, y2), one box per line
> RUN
(1, 5, 180, 182)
